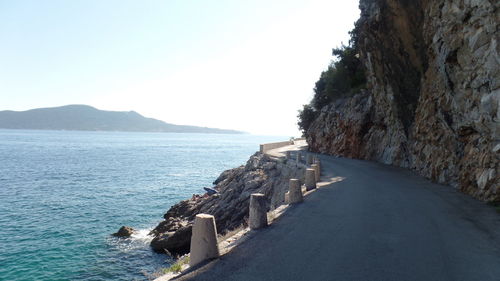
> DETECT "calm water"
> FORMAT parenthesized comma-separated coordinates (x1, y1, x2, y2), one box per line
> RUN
(0, 130, 285, 281)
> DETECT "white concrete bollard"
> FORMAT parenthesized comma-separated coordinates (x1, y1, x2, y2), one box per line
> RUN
(189, 214, 220, 267)
(288, 178, 303, 204)
(249, 193, 268, 229)
(286, 151, 291, 160)
(305, 168, 317, 191)
(285, 191, 290, 204)
(311, 164, 320, 182)
(314, 157, 321, 165)
(307, 154, 313, 165)
(313, 157, 321, 172)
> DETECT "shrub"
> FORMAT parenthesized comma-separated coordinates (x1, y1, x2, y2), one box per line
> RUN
(162, 255, 190, 274)
(297, 25, 366, 134)
(297, 104, 318, 135)
(312, 44, 366, 110)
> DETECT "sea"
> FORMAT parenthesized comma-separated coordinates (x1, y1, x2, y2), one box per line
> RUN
(0, 129, 285, 281)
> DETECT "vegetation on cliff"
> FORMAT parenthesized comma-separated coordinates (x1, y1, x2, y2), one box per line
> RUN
(298, 27, 366, 134)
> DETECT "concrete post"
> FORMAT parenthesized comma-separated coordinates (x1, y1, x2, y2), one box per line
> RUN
(307, 154, 313, 165)
(286, 151, 291, 160)
(314, 157, 321, 165)
(189, 214, 220, 267)
(313, 156, 320, 170)
(249, 193, 268, 229)
(284, 191, 290, 204)
(289, 178, 303, 204)
(305, 168, 316, 191)
(311, 164, 320, 182)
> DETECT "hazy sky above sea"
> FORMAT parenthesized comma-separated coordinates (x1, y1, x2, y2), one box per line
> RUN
(0, 0, 360, 136)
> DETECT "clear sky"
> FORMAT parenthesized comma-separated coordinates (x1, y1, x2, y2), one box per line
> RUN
(0, 0, 360, 136)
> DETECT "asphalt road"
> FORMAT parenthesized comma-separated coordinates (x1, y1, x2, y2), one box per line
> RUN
(176, 155, 500, 281)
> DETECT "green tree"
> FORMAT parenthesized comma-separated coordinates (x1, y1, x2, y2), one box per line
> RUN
(297, 104, 317, 135)
(311, 43, 366, 110)
(297, 25, 366, 134)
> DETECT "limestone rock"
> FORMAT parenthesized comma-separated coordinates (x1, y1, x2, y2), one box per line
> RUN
(305, 0, 499, 201)
(150, 152, 307, 256)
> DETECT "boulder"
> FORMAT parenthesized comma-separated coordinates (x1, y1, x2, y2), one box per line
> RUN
(112, 226, 136, 237)
(151, 225, 192, 255)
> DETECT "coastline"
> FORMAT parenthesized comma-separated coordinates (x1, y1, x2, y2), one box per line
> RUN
(1, 131, 287, 281)
(150, 140, 309, 279)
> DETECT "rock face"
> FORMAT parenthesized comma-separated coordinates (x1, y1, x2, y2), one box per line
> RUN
(306, 0, 499, 201)
(150, 153, 306, 255)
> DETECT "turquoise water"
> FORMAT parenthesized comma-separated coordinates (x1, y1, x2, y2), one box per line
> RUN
(0, 130, 285, 281)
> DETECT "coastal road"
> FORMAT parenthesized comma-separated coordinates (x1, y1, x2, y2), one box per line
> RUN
(176, 153, 500, 281)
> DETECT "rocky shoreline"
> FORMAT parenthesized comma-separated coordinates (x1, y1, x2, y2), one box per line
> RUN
(149, 151, 306, 256)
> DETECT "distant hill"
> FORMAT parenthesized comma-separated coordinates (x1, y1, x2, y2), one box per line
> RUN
(0, 105, 243, 134)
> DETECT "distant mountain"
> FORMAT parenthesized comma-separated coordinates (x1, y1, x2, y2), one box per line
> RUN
(0, 105, 243, 134)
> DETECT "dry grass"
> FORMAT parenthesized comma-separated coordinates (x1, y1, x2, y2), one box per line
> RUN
(146, 255, 190, 280)
(218, 224, 247, 243)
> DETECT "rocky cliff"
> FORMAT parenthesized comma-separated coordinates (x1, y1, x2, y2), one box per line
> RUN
(149, 153, 306, 255)
(306, 0, 499, 201)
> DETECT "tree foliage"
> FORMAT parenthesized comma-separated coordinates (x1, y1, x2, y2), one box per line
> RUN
(312, 44, 366, 110)
(297, 26, 366, 135)
(297, 104, 317, 135)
